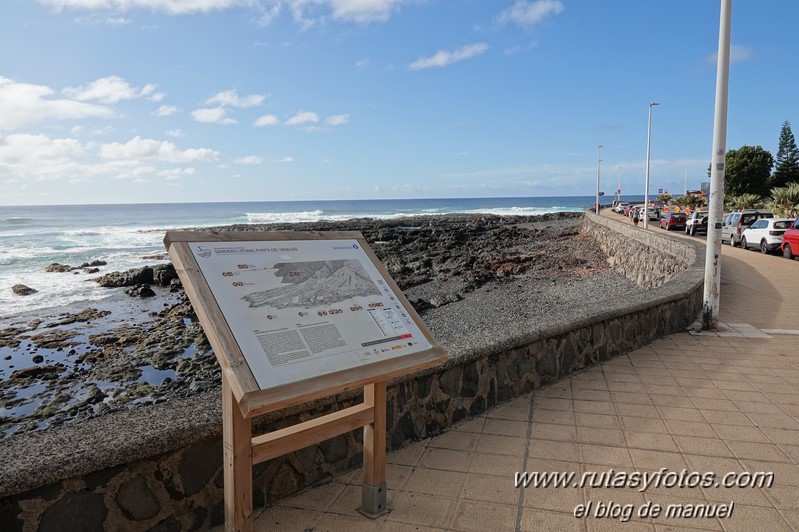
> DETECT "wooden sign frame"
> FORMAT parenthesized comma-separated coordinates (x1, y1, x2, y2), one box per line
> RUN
(164, 230, 446, 531)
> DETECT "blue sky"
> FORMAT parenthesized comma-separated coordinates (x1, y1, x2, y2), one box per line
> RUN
(1, 0, 797, 205)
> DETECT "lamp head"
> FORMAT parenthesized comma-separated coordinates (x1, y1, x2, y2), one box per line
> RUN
(650, 102, 660, 107)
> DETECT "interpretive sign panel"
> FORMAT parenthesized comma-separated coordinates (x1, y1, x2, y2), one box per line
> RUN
(190, 237, 433, 389)
(164, 230, 445, 416)
(165, 230, 445, 530)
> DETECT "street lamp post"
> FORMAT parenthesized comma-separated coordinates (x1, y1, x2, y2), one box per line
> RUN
(703, 0, 733, 330)
(618, 166, 623, 204)
(595, 145, 603, 214)
(643, 102, 659, 229)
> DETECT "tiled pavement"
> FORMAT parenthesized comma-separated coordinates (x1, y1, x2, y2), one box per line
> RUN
(235, 213, 799, 531)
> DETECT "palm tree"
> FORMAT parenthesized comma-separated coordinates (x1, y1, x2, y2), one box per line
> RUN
(656, 193, 673, 205)
(683, 194, 704, 210)
(728, 194, 763, 210)
(768, 182, 799, 217)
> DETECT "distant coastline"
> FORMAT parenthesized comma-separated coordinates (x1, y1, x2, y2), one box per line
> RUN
(1, 196, 614, 318)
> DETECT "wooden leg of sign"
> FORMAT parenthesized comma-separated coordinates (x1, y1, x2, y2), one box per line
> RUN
(360, 380, 388, 518)
(223, 377, 253, 532)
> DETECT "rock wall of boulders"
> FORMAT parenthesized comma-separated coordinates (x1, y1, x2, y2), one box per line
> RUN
(0, 212, 706, 531)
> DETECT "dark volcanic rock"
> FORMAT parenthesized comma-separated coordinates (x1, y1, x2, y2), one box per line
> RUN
(152, 264, 178, 286)
(125, 284, 156, 298)
(79, 260, 107, 268)
(44, 263, 72, 273)
(94, 266, 154, 288)
(12, 284, 37, 296)
(10, 364, 65, 381)
(94, 264, 176, 288)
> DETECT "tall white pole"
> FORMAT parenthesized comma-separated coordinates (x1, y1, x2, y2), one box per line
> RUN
(595, 145, 603, 214)
(684, 169, 688, 196)
(703, 0, 732, 331)
(643, 102, 659, 229)
(618, 166, 623, 203)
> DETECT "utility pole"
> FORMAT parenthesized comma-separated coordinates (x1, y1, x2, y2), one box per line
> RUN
(643, 102, 659, 229)
(703, 0, 732, 330)
(595, 145, 603, 214)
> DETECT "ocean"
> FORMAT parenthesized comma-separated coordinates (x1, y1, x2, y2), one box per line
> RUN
(0, 196, 642, 319)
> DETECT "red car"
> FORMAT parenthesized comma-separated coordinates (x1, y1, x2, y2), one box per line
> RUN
(659, 212, 688, 231)
(781, 217, 799, 259)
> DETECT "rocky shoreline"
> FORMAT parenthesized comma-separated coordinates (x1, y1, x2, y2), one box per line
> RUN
(0, 212, 639, 438)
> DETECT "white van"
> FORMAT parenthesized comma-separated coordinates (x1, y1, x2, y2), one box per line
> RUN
(720, 210, 774, 246)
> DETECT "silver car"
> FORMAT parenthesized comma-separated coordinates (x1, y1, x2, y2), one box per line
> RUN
(685, 210, 709, 236)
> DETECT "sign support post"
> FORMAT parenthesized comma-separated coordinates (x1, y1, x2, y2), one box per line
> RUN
(223, 377, 253, 531)
(361, 380, 387, 517)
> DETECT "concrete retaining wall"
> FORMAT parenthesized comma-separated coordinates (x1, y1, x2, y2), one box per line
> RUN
(0, 212, 706, 531)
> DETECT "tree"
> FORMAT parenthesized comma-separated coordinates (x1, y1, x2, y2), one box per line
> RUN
(728, 193, 763, 210)
(722, 146, 774, 197)
(683, 194, 704, 210)
(768, 182, 799, 217)
(772, 121, 799, 188)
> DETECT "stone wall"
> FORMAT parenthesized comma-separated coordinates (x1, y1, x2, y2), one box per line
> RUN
(581, 211, 696, 289)
(0, 212, 706, 531)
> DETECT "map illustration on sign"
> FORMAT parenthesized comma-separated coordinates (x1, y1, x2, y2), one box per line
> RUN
(187, 239, 434, 390)
(242, 260, 380, 309)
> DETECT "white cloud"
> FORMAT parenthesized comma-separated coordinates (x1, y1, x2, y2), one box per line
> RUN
(325, 0, 403, 23)
(355, 58, 371, 69)
(149, 92, 166, 102)
(41, 0, 408, 26)
(104, 16, 130, 24)
(74, 13, 131, 24)
(279, 156, 294, 163)
(62, 75, 157, 104)
(0, 133, 173, 182)
(504, 41, 538, 55)
(39, 0, 256, 15)
(159, 167, 195, 179)
(98, 136, 219, 163)
(191, 107, 236, 124)
(285, 110, 319, 125)
(0, 77, 113, 131)
(166, 129, 184, 137)
(497, 0, 564, 27)
(706, 44, 755, 66)
(206, 89, 266, 108)
(234, 155, 264, 165)
(409, 43, 488, 71)
(154, 105, 177, 117)
(284, 0, 409, 28)
(253, 114, 279, 127)
(326, 113, 349, 126)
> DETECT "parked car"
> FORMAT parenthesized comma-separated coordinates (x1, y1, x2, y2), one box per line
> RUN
(639, 206, 659, 221)
(613, 202, 631, 214)
(721, 210, 774, 247)
(740, 218, 795, 254)
(660, 212, 688, 231)
(685, 210, 709, 236)
(781, 217, 799, 259)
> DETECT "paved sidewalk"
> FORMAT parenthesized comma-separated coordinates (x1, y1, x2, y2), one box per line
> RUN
(235, 211, 799, 532)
